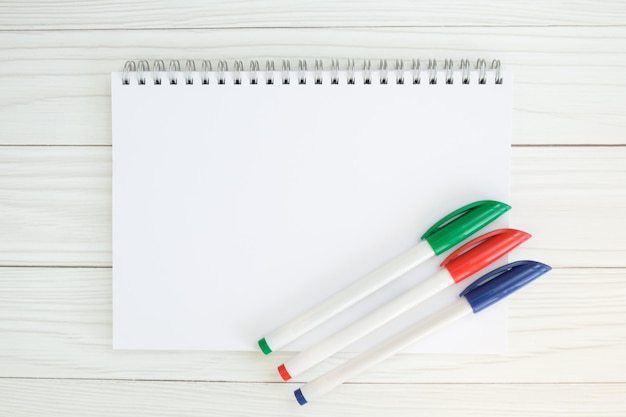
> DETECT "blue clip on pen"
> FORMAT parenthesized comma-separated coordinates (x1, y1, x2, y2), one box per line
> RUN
(294, 260, 551, 405)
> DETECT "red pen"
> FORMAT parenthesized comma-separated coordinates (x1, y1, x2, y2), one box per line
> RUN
(277, 228, 531, 381)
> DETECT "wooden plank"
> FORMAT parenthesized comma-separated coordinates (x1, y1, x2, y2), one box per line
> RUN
(1, 379, 625, 417)
(510, 146, 626, 267)
(0, 147, 111, 266)
(0, 27, 625, 145)
(0, 146, 623, 267)
(1, 0, 625, 29)
(1, 267, 624, 383)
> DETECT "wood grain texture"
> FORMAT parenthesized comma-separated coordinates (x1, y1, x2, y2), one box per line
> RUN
(0, 147, 111, 266)
(0, 146, 623, 267)
(1, 379, 625, 417)
(1, 266, 624, 383)
(2, 3, 625, 413)
(1, 27, 626, 145)
(1, 0, 626, 29)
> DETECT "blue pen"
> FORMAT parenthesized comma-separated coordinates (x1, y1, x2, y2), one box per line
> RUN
(294, 260, 551, 405)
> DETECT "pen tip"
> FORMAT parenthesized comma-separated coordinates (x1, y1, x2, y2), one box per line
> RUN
(294, 388, 307, 405)
(257, 337, 272, 355)
(278, 364, 292, 381)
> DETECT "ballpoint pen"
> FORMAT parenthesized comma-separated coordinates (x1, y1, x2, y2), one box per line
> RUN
(278, 228, 530, 381)
(294, 260, 551, 405)
(258, 200, 510, 354)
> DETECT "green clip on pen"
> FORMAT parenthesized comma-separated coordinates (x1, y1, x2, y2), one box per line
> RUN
(257, 200, 511, 355)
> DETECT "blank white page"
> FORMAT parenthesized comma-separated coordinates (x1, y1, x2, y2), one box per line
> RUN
(112, 64, 512, 352)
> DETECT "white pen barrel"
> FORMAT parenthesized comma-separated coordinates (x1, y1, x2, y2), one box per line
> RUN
(283, 269, 455, 378)
(263, 241, 435, 352)
(296, 299, 473, 404)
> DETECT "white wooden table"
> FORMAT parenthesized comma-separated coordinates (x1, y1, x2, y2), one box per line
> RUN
(1, 2, 625, 416)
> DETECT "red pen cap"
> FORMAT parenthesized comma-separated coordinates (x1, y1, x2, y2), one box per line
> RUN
(440, 229, 531, 283)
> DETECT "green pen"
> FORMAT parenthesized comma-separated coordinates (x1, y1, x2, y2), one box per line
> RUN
(257, 200, 511, 355)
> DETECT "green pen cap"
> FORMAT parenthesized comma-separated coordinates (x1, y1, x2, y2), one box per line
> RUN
(421, 200, 511, 255)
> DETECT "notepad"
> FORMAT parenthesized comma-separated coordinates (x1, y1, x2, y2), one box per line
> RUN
(111, 59, 511, 352)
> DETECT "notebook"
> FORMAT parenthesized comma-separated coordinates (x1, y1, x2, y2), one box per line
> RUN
(111, 58, 512, 352)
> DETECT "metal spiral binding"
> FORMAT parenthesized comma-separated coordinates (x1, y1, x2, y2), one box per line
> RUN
(168, 60, 180, 85)
(491, 59, 502, 84)
(347, 59, 356, 85)
(476, 59, 487, 84)
(330, 59, 340, 85)
(250, 60, 259, 85)
(314, 60, 323, 85)
(379, 59, 388, 84)
(282, 60, 291, 85)
(120, 59, 504, 86)
(122, 61, 135, 85)
(185, 60, 195, 85)
(444, 59, 454, 84)
(201, 60, 212, 85)
(428, 59, 437, 84)
(363, 60, 372, 85)
(233, 61, 244, 85)
(153, 60, 165, 85)
(266, 60, 275, 84)
(298, 60, 307, 85)
(460, 59, 470, 84)
(412, 59, 421, 84)
(217, 60, 228, 85)
(395, 59, 404, 84)
(137, 60, 149, 85)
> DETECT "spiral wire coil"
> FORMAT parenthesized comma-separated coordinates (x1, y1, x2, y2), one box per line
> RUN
(122, 59, 503, 86)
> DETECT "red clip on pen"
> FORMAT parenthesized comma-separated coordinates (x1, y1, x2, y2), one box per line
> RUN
(277, 228, 530, 381)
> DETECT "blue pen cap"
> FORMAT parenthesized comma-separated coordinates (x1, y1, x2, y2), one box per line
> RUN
(460, 260, 551, 313)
